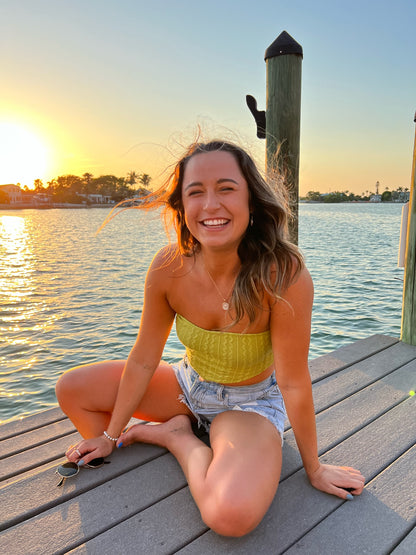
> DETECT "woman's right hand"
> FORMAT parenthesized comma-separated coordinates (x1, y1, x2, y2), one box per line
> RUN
(66, 435, 116, 466)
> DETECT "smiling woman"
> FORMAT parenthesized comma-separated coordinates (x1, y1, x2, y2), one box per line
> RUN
(0, 122, 49, 187)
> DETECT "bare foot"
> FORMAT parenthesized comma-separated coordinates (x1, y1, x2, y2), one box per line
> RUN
(119, 415, 194, 450)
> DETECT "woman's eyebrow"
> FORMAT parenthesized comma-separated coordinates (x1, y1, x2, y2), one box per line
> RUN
(184, 181, 203, 191)
(217, 178, 238, 185)
(184, 178, 239, 192)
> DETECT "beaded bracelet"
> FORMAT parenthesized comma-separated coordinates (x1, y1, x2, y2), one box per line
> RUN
(103, 430, 119, 442)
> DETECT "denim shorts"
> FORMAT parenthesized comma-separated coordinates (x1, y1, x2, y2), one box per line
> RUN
(173, 356, 286, 444)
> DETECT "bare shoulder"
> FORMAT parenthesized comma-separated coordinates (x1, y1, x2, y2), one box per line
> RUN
(148, 244, 183, 273)
(147, 244, 192, 285)
(286, 265, 314, 297)
(271, 265, 313, 320)
(269, 258, 313, 301)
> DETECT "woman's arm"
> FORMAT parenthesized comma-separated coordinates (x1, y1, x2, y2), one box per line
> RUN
(73, 248, 176, 462)
(271, 267, 364, 498)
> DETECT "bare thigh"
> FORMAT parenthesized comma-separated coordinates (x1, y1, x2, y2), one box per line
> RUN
(57, 360, 194, 422)
(205, 410, 282, 521)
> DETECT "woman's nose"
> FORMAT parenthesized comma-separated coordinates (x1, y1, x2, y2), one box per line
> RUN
(203, 191, 220, 210)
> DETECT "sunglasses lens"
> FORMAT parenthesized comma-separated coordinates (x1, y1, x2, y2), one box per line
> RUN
(57, 462, 79, 477)
(85, 457, 104, 468)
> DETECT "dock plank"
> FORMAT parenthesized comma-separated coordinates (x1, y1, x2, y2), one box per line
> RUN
(0, 418, 76, 459)
(1, 335, 415, 555)
(0, 407, 66, 441)
(285, 445, 416, 554)
(282, 360, 416, 477)
(311, 340, 416, 412)
(0, 432, 82, 482)
(0, 442, 167, 531)
(308, 334, 398, 381)
(0, 454, 187, 555)
(68, 488, 207, 555)
(391, 526, 416, 554)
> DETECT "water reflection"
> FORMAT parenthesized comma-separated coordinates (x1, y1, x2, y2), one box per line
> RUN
(0, 214, 34, 306)
(0, 215, 47, 414)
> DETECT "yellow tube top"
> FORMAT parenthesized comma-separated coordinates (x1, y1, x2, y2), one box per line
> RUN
(175, 314, 274, 383)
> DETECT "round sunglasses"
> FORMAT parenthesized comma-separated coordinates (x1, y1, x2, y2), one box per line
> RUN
(55, 458, 110, 487)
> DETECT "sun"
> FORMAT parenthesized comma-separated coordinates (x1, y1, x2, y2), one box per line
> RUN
(0, 122, 50, 188)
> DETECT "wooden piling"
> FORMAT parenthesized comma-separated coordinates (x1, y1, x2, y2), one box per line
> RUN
(401, 113, 416, 345)
(265, 31, 303, 243)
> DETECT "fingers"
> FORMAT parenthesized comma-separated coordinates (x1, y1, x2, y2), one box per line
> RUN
(66, 444, 84, 463)
(334, 469, 365, 499)
(65, 437, 113, 466)
(77, 449, 101, 467)
(325, 481, 362, 501)
(310, 463, 365, 500)
(331, 485, 355, 500)
(66, 444, 100, 466)
(345, 480, 365, 496)
(341, 466, 365, 481)
(66, 444, 91, 464)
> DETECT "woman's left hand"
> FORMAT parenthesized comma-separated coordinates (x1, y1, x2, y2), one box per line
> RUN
(307, 463, 365, 499)
(66, 435, 115, 465)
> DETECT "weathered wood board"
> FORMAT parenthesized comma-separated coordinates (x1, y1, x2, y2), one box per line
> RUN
(1, 335, 415, 554)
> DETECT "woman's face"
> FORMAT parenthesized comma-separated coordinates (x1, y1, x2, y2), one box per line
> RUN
(181, 150, 250, 252)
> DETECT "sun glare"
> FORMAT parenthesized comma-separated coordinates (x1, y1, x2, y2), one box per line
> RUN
(0, 122, 50, 187)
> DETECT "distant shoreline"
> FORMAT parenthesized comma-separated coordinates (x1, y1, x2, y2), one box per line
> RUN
(299, 200, 407, 204)
(0, 203, 113, 210)
(1, 201, 407, 211)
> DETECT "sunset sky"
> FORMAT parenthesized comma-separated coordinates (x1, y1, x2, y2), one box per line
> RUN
(1, 0, 415, 194)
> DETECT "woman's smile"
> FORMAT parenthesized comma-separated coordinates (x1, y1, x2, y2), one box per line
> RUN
(200, 218, 230, 228)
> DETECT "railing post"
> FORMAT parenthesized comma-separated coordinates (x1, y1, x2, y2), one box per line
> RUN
(401, 112, 416, 345)
(246, 30, 303, 244)
(265, 31, 303, 244)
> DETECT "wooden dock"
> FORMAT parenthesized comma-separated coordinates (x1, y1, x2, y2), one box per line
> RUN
(1, 334, 415, 554)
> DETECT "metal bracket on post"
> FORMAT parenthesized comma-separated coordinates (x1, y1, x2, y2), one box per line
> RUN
(246, 95, 266, 139)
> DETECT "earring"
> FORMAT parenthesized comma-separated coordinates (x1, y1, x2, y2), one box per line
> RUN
(250, 214, 254, 226)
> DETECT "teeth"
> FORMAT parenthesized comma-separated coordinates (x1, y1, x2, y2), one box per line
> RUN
(202, 219, 228, 226)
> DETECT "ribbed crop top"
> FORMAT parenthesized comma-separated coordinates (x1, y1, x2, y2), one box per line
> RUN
(175, 314, 274, 383)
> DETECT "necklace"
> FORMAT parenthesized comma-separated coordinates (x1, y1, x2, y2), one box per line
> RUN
(204, 265, 235, 311)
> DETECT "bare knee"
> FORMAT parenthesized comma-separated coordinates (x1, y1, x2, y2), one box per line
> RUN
(55, 364, 99, 412)
(200, 491, 264, 537)
(56, 360, 124, 412)
(55, 368, 83, 411)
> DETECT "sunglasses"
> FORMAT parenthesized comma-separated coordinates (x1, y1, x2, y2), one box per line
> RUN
(55, 457, 110, 487)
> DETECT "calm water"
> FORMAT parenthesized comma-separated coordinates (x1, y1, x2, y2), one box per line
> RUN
(0, 203, 404, 423)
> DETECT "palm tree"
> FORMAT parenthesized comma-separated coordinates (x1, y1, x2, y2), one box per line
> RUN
(83, 173, 93, 196)
(139, 173, 151, 188)
(33, 179, 44, 192)
(126, 171, 138, 187)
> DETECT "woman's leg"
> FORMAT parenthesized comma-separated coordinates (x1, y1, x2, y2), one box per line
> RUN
(120, 410, 282, 537)
(55, 360, 193, 438)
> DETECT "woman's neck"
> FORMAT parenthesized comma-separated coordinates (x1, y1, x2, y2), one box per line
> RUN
(198, 248, 241, 279)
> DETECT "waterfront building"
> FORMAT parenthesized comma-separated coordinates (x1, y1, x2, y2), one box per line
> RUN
(0, 184, 22, 204)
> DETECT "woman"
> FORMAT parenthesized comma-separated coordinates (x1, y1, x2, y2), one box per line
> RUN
(56, 140, 364, 537)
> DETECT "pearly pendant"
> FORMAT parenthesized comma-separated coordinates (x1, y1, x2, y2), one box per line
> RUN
(222, 302, 229, 311)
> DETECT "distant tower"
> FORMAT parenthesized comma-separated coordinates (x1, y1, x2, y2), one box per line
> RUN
(376, 181, 380, 195)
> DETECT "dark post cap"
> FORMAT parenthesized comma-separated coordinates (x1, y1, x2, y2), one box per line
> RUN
(265, 31, 303, 60)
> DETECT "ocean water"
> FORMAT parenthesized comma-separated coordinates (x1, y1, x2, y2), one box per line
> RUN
(0, 203, 404, 423)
